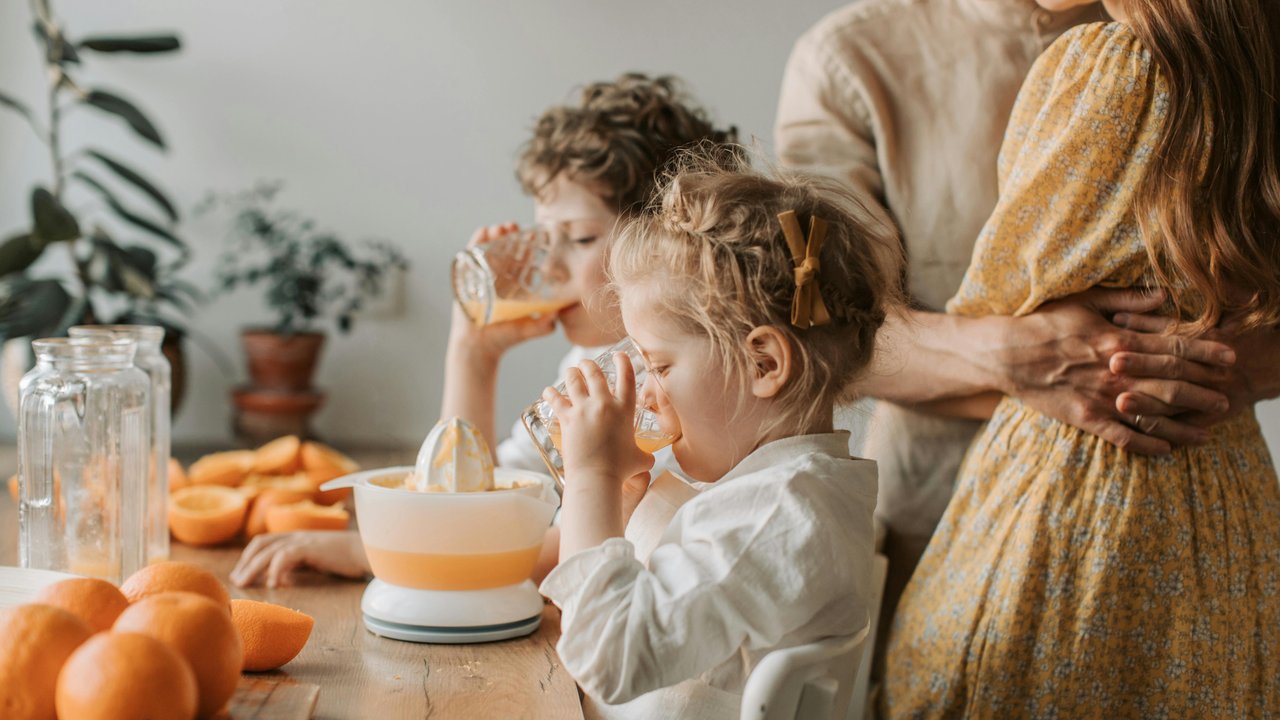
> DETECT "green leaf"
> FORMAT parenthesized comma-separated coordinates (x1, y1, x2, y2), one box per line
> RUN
(31, 187, 81, 243)
(0, 277, 72, 341)
(85, 149, 179, 222)
(72, 171, 183, 248)
(78, 35, 181, 53)
(122, 245, 158, 277)
(84, 90, 165, 149)
(0, 233, 45, 277)
(0, 90, 34, 124)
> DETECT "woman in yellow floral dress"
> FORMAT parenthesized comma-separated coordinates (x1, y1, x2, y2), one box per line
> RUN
(882, 1, 1280, 717)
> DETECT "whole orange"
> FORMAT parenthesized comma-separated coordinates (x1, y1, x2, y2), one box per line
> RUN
(32, 577, 129, 633)
(56, 632, 198, 720)
(0, 603, 93, 720)
(114, 592, 243, 719)
(120, 561, 231, 611)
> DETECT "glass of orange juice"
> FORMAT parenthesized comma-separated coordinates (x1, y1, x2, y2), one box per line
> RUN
(521, 337, 678, 489)
(451, 225, 577, 326)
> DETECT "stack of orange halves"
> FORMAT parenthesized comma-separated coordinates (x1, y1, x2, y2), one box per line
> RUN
(170, 435, 360, 546)
(0, 561, 315, 719)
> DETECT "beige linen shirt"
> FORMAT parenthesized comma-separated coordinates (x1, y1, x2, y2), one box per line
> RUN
(775, 0, 1106, 542)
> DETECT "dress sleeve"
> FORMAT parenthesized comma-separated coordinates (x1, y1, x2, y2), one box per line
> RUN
(946, 23, 1165, 318)
(540, 477, 860, 705)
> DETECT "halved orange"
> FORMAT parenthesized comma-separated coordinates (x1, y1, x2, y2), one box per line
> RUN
(168, 458, 189, 493)
(230, 599, 314, 672)
(187, 450, 255, 487)
(168, 486, 249, 546)
(264, 500, 350, 534)
(300, 442, 359, 505)
(244, 488, 316, 539)
(251, 435, 302, 475)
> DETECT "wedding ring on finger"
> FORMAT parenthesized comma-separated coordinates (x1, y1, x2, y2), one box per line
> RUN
(1132, 413, 1145, 429)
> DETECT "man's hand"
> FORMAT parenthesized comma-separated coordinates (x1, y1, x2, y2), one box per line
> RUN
(1004, 289, 1236, 455)
(1112, 312, 1280, 428)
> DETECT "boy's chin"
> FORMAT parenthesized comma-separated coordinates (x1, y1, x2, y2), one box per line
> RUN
(559, 305, 622, 348)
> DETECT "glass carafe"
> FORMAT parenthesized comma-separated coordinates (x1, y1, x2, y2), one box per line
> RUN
(451, 226, 576, 325)
(70, 325, 170, 564)
(18, 337, 150, 583)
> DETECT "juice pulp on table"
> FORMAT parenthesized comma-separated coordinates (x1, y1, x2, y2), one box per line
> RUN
(463, 299, 574, 325)
(547, 427, 676, 455)
(365, 545, 542, 591)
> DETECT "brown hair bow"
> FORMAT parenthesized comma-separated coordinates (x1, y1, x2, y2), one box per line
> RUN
(778, 210, 831, 329)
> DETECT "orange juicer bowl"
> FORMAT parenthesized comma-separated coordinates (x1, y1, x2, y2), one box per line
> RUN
(320, 466, 558, 643)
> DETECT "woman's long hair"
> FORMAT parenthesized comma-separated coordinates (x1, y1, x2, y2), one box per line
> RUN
(1123, 0, 1280, 332)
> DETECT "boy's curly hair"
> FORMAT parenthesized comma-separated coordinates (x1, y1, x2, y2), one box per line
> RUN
(610, 154, 904, 433)
(517, 73, 738, 215)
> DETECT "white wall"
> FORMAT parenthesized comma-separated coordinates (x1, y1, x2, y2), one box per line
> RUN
(1, 0, 1277, 459)
(0, 0, 845, 447)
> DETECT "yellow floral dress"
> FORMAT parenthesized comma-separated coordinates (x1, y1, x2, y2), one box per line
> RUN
(882, 23, 1280, 719)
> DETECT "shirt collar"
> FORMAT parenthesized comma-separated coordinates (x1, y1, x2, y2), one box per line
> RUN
(717, 432, 853, 485)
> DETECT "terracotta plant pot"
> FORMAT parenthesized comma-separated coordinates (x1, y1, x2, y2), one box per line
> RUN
(240, 330, 326, 391)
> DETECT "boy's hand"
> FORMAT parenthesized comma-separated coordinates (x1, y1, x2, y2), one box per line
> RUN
(543, 352, 654, 484)
(449, 223, 557, 360)
(230, 530, 370, 589)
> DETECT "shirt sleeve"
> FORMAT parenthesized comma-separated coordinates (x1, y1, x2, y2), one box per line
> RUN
(540, 478, 856, 705)
(946, 23, 1163, 318)
(774, 25, 884, 204)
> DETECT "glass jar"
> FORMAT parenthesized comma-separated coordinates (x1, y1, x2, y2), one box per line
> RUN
(70, 325, 171, 564)
(18, 337, 150, 583)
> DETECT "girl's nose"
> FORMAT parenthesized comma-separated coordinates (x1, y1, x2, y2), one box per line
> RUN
(638, 374, 661, 411)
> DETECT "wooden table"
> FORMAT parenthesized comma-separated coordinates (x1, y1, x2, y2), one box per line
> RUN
(0, 446, 584, 720)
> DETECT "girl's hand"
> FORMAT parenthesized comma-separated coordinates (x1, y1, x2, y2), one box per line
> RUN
(543, 353, 654, 484)
(230, 530, 370, 589)
(449, 223, 558, 360)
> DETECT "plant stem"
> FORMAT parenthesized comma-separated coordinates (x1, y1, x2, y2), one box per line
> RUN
(33, 0, 87, 295)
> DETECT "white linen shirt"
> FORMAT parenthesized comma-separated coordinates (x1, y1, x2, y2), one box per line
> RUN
(540, 433, 877, 720)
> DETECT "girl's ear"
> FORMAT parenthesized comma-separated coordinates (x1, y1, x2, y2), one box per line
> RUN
(744, 326, 793, 399)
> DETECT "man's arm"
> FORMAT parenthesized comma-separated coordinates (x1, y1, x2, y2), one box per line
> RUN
(862, 289, 1237, 455)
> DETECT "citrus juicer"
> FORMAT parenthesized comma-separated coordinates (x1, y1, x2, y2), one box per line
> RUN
(320, 419, 558, 643)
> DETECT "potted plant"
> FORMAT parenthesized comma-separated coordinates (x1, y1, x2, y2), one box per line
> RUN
(0, 0, 198, 411)
(203, 182, 407, 431)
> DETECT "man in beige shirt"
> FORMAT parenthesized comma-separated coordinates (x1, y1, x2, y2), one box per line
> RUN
(775, 0, 1280, 670)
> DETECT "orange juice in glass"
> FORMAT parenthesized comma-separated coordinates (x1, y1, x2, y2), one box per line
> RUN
(452, 225, 575, 326)
(522, 337, 677, 490)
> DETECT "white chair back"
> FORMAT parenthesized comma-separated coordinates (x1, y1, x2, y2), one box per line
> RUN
(739, 615, 870, 720)
(847, 553, 889, 720)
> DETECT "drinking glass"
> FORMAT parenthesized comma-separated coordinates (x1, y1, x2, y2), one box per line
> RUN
(521, 337, 678, 490)
(70, 324, 170, 564)
(18, 337, 150, 583)
(451, 225, 576, 325)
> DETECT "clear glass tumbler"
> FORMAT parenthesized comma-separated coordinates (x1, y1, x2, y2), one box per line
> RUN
(521, 337, 678, 490)
(451, 226, 576, 325)
(70, 325, 170, 564)
(18, 337, 151, 583)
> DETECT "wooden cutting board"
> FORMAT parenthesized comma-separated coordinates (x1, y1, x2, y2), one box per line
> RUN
(227, 677, 320, 719)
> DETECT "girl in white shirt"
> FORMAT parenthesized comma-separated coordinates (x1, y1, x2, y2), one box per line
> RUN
(540, 158, 901, 718)
(231, 74, 736, 588)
